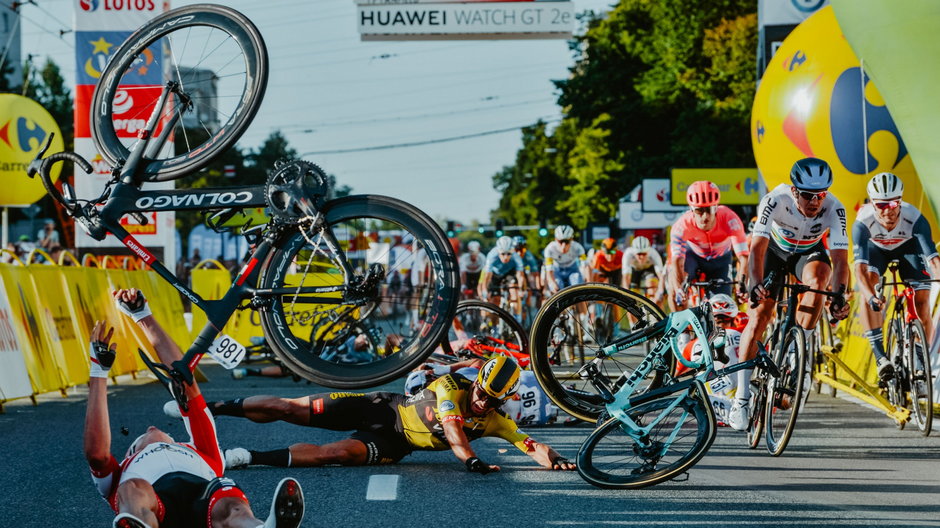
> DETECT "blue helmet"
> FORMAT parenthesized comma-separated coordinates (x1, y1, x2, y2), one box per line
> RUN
(512, 235, 527, 248)
(789, 157, 833, 191)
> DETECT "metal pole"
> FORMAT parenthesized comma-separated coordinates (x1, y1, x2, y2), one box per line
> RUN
(1, 207, 7, 248)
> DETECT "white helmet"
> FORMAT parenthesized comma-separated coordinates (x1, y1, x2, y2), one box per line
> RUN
(467, 240, 481, 253)
(709, 293, 737, 318)
(554, 224, 574, 241)
(867, 172, 903, 200)
(631, 236, 651, 251)
(495, 236, 514, 253)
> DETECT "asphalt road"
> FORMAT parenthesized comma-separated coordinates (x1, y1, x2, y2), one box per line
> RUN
(3, 363, 939, 527)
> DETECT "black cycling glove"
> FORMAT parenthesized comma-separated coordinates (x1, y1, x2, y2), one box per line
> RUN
(465, 457, 492, 474)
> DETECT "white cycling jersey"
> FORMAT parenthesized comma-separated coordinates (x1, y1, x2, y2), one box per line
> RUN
(853, 202, 938, 257)
(543, 240, 586, 270)
(459, 252, 485, 274)
(119, 442, 217, 485)
(621, 247, 664, 274)
(752, 184, 849, 253)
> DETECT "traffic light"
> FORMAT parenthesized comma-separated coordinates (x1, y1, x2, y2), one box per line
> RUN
(538, 219, 549, 237)
(478, 226, 486, 234)
(446, 220, 456, 238)
(495, 219, 505, 237)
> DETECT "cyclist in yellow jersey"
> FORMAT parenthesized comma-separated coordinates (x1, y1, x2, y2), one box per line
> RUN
(181, 357, 575, 473)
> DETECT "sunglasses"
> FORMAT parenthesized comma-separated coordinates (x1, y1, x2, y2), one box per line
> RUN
(604, 246, 617, 254)
(795, 189, 827, 201)
(499, 252, 512, 256)
(873, 199, 901, 210)
(691, 206, 715, 216)
(558, 239, 572, 244)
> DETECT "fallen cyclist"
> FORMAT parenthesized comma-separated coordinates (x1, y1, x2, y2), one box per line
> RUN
(85, 288, 305, 528)
(166, 356, 575, 474)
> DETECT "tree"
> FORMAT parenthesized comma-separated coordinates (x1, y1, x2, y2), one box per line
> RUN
(22, 58, 73, 147)
(557, 114, 623, 228)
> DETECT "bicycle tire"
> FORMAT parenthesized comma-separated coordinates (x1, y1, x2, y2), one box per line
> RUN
(765, 326, 806, 456)
(885, 315, 906, 429)
(529, 284, 668, 422)
(258, 194, 459, 388)
(906, 320, 933, 436)
(577, 387, 716, 489)
(91, 4, 267, 181)
(440, 300, 528, 361)
(746, 377, 766, 449)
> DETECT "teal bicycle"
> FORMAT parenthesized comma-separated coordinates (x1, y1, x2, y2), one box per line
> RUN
(547, 292, 779, 489)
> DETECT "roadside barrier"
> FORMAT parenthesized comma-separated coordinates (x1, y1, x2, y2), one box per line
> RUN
(0, 250, 188, 410)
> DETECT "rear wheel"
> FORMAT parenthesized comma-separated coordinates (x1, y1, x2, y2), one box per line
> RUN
(440, 300, 528, 364)
(906, 321, 933, 436)
(765, 326, 806, 456)
(885, 316, 906, 430)
(529, 284, 668, 422)
(577, 387, 716, 489)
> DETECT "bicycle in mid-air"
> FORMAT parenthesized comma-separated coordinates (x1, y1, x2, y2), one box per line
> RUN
(26, 4, 459, 397)
(530, 285, 779, 488)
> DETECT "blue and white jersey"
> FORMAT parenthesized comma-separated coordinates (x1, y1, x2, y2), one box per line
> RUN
(484, 248, 524, 276)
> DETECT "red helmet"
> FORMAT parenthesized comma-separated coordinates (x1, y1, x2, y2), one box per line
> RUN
(601, 238, 616, 251)
(686, 181, 721, 208)
(733, 312, 749, 330)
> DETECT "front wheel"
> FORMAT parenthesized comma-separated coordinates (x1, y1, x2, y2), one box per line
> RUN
(529, 284, 668, 422)
(258, 194, 459, 388)
(765, 326, 806, 456)
(440, 300, 528, 365)
(906, 321, 933, 436)
(577, 387, 716, 489)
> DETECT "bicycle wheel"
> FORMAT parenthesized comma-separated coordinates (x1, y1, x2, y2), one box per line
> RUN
(906, 320, 933, 436)
(746, 376, 767, 449)
(885, 314, 906, 429)
(529, 284, 668, 422)
(91, 4, 267, 181)
(577, 387, 716, 489)
(258, 194, 459, 388)
(765, 326, 806, 456)
(440, 300, 528, 363)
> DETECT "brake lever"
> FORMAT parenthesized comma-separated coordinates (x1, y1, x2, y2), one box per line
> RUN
(26, 134, 55, 178)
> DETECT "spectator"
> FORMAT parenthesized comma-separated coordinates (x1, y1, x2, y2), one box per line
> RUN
(37, 219, 60, 250)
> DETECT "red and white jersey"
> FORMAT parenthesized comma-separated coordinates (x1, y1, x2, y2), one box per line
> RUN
(669, 206, 748, 261)
(89, 395, 224, 511)
(853, 201, 937, 255)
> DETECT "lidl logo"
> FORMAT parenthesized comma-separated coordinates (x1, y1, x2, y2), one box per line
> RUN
(79, 0, 99, 12)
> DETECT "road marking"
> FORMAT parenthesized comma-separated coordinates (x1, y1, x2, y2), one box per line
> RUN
(366, 474, 400, 501)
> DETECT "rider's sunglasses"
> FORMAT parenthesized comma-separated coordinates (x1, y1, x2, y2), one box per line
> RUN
(873, 199, 901, 210)
(499, 252, 512, 257)
(558, 239, 572, 244)
(795, 189, 827, 202)
(691, 206, 715, 216)
(604, 246, 617, 254)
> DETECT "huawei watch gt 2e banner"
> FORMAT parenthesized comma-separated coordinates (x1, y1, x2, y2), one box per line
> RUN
(356, 0, 575, 41)
(73, 0, 175, 263)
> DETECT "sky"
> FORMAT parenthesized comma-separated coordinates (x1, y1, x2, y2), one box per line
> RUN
(13, 0, 616, 226)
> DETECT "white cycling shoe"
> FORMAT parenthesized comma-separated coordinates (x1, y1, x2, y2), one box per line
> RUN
(225, 447, 253, 469)
(163, 400, 183, 419)
(728, 398, 750, 431)
(264, 477, 305, 528)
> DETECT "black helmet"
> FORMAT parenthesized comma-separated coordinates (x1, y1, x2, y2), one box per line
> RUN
(789, 157, 833, 191)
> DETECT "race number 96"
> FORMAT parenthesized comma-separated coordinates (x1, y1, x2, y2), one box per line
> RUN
(208, 333, 247, 370)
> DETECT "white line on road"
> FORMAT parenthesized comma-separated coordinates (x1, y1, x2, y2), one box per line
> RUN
(366, 474, 400, 501)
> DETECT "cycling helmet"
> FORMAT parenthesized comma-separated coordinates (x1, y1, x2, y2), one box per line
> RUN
(495, 236, 514, 253)
(555, 224, 574, 240)
(867, 172, 903, 200)
(733, 312, 749, 329)
(601, 238, 616, 251)
(631, 236, 651, 251)
(748, 216, 758, 232)
(476, 356, 521, 399)
(789, 157, 833, 191)
(686, 181, 721, 207)
(467, 240, 481, 253)
(709, 293, 737, 318)
(512, 235, 527, 248)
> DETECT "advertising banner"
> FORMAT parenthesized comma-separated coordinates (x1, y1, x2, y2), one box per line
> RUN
(670, 168, 764, 206)
(73, 0, 175, 263)
(641, 178, 686, 213)
(757, 0, 830, 76)
(0, 95, 64, 207)
(0, 273, 34, 401)
(618, 201, 681, 230)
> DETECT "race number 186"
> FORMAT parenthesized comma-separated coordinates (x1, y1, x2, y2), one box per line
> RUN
(208, 334, 246, 369)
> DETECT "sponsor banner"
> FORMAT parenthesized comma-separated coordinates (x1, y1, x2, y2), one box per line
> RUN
(670, 168, 764, 206)
(758, 0, 829, 27)
(75, 30, 164, 85)
(0, 273, 34, 401)
(618, 201, 681, 230)
(0, 94, 64, 207)
(75, 0, 165, 31)
(358, 1, 574, 40)
(641, 178, 687, 213)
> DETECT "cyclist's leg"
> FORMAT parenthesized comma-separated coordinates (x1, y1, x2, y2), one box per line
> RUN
(793, 246, 832, 333)
(859, 247, 889, 364)
(900, 249, 935, 342)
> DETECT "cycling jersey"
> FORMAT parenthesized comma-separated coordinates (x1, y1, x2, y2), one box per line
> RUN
(753, 184, 849, 253)
(543, 240, 587, 270)
(591, 249, 623, 273)
(516, 250, 541, 274)
(459, 252, 485, 274)
(669, 206, 749, 261)
(621, 247, 664, 274)
(853, 202, 938, 262)
(484, 248, 524, 276)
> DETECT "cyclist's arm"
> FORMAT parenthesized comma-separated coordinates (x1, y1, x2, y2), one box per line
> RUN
(851, 221, 879, 302)
(477, 271, 490, 297)
(523, 439, 575, 470)
(83, 323, 120, 501)
(912, 215, 940, 263)
(442, 419, 499, 471)
(746, 235, 769, 291)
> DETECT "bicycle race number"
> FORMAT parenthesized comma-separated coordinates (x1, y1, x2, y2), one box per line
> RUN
(208, 334, 247, 370)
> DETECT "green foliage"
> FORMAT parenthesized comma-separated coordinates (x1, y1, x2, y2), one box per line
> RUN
(493, 0, 757, 229)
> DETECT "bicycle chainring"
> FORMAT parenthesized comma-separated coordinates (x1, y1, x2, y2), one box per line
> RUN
(264, 159, 329, 223)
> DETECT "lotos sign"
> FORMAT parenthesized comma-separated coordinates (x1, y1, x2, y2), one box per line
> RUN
(0, 94, 64, 207)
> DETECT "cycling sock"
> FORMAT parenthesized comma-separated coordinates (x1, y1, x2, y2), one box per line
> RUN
(209, 398, 245, 417)
(863, 328, 886, 362)
(736, 368, 753, 400)
(801, 326, 814, 346)
(250, 449, 291, 467)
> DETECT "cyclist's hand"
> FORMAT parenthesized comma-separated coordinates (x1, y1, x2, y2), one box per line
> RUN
(867, 295, 884, 312)
(549, 456, 576, 471)
(89, 320, 117, 378)
(112, 288, 152, 322)
(465, 457, 500, 474)
(830, 293, 850, 321)
(653, 290, 664, 303)
(673, 290, 686, 307)
(735, 282, 749, 304)
(749, 282, 769, 307)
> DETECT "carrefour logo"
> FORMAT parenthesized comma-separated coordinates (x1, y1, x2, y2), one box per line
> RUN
(791, 0, 826, 12)
(80, 0, 100, 11)
(734, 177, 761, 195)
(0, 117, 46, 153)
